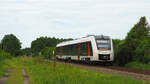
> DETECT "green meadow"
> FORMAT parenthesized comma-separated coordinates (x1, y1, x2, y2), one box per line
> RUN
(0, 57, 149, 84)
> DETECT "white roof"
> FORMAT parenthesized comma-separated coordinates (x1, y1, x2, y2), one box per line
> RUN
(56, 36, 94, 47)
(56, 35, 111, 47)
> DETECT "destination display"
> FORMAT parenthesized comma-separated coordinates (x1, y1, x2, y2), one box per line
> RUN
(96, 40, 109, 44)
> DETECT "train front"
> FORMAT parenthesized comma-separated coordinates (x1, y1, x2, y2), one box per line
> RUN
(95, 36, 114, 63)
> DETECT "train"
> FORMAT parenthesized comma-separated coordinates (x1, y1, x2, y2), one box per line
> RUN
(56, 35, 114, 65)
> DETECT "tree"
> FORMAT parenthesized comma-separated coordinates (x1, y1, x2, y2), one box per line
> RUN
(135, 39, 150, 63)
(125, 17, 150, 62)
(112, 39, 122, 56)
(1, 34, 21, 56)
(114, 40, 132, 65)
(31, 36, 72, 56)
(114, 16, 150, 65)
(22, 48, 31, 56)
(0, 43, 2, 50)
(41, 47, 56, 59)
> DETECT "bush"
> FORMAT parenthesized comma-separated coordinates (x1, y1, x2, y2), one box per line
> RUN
(135, 39, 150, 63)
(0, 49, 12, 77)
(0, 49, 12, 60)
(41, 47, 56, 59)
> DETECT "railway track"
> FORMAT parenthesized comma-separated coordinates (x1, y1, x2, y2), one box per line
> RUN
(53, 59, 150, 82)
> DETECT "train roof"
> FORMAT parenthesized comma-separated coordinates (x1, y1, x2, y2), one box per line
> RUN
(56, 35, 110, 47)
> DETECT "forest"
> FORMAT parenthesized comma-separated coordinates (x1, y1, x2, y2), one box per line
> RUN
(0, 16, 150, 67)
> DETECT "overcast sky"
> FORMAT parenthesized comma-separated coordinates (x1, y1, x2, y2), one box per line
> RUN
(0, 0, 150, 48)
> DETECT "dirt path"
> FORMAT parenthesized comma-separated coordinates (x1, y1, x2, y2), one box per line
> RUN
(0, 69, 12, 84)
(22, 69, 29, 84)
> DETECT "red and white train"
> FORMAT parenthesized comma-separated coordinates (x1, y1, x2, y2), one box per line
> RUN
(56, 35, 114, 64)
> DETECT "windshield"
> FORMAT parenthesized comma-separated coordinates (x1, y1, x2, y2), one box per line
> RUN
(96, 39, 111, 50)
(97, 44, 109, 48)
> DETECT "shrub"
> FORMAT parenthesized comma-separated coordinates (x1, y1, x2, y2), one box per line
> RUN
(0, 49, 12, 60)
(0, 49, 12, 77)
(41, 47, 56, 59)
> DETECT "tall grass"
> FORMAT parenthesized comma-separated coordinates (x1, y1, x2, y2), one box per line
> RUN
(1, 57, 150, 84)
(0, 50, 12, 77)
(21, 58, 149, 84)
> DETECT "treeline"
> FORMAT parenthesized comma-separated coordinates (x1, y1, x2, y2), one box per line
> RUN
(30, 37, 72, 58)
(0, 34, 72, 59)
(113, 16, 150, 66)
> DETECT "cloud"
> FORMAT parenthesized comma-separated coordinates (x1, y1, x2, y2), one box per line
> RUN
(0, 0, 150, 48)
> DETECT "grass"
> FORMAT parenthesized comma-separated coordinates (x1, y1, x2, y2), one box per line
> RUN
(6, 68, 23, 84)
(0, 58, 24, 84)
(125, 61, 150, 70)
(0, 57, 150, 84)
(0, 50, 12, 77)
(22, 57, 149, 84)
(0, 60, 12, 77)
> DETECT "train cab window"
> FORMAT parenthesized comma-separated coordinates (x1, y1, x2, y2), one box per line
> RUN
(96, 39, 111, 50)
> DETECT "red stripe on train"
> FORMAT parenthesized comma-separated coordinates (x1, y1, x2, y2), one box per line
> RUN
(78, 43, 80, 60)
(88, 43, 90, 56)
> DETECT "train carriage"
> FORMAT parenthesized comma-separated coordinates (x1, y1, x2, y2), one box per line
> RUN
(56, 35, 114, 64)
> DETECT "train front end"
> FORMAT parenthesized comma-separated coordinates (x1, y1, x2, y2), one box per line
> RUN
(94, 36, 114, 63)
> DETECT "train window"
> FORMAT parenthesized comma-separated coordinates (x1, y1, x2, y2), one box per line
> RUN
(72, 44, 77, 56)
(60, 47, 63, 56)
(57, 47, 60, 55)
(62, 45, 74, 56)
(65, 45, 69, 55)
(67, 45, 69, 55)
(70, 45, 73, 56)
(79, 42, 93, 56)
(80, 42, 88, 56)
(66, 46, 68, 55)
(57, 42, 93, 56)
(56, 47, 59, 55)
(63, 46, 67, 55)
